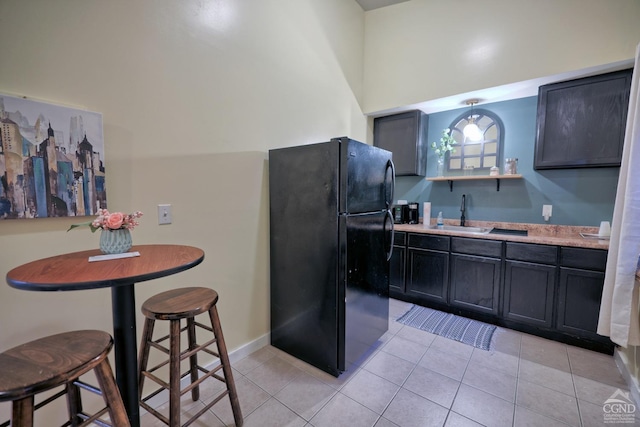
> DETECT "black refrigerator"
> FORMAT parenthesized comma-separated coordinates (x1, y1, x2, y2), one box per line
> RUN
(269, 136, 395, 376)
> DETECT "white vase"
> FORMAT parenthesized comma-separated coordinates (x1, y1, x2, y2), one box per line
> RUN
(99, 228, 132, 254)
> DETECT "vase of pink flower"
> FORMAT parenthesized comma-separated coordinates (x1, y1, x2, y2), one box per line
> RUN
(99, 227, 133, 254)
(68, 209, 143, 254)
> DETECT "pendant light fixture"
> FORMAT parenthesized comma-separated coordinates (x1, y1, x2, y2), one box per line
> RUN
(463, 99, 483, 141)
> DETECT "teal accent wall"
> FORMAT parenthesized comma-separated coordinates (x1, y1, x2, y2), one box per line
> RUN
(394, 96, 619, 226)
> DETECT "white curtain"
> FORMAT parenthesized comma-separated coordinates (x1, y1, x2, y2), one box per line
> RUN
(598, 42, 640, 347)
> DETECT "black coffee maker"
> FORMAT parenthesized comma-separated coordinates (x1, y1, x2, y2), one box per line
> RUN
(393, 203, 408, 224)
(408, 202, 419, 224)
(393, 202, 419, 224)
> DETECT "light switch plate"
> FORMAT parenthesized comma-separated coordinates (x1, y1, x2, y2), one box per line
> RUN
(542, 204, 552, 220)
(158, 204, 172, 225)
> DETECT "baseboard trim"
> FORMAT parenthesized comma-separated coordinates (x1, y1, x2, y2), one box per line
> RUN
(142, 332, 270, 412)
(614, 347, 640, 407)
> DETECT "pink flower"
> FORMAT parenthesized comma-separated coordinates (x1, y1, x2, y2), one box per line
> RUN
(67, 209, 144, 232)
(104, 212, 124, 229)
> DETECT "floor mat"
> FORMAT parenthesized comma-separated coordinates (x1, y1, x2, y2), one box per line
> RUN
(396, 305, 496, 351)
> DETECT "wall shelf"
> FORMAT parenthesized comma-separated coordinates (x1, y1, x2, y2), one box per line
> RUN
(426, 174, 523, 191)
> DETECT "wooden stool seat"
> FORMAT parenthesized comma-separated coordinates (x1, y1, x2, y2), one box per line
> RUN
(138, 287, 242, 426)
(0, 330, 130, 427)
(141, 287, 218, 320)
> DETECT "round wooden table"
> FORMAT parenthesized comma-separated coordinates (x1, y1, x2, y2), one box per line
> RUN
(5, 244, 205, 427)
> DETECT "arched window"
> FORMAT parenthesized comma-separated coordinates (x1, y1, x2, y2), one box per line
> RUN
(447, 109, 502, 172)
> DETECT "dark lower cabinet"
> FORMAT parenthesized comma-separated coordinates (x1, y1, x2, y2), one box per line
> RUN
(450, 254, 501, 316)
(557, 267, 606, 339)
(389, 232, 406, 297)
(407, 248, 449, 303)
(406, 233, 450, 304)
(389, 233, 612, 353)
(504, 261, 556, 327)
(503, 242, 558, 328)
(556, 246, 609, 343)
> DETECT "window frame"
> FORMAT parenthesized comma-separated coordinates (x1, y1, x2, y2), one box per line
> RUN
(447, 108, 503, 172)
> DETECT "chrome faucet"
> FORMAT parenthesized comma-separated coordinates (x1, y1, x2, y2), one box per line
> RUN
(460, 194, 466, 226)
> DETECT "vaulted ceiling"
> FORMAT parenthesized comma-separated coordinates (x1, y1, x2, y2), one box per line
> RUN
(355, 0, 410, 11)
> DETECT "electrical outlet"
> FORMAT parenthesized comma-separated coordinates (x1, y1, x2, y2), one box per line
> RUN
(542, 204, 552, 221)
(158, 204, 172, 225)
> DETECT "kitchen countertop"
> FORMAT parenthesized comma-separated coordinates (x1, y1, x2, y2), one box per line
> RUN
(394, 219, 610, 250)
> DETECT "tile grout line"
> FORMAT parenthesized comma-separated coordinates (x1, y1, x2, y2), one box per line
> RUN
(566, 348, 587, 427)
(511, 332, 522, 427)
(514, 340, 583, 427)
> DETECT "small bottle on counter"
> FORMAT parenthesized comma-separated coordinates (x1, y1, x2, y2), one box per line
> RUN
(437, 212, 444, 229)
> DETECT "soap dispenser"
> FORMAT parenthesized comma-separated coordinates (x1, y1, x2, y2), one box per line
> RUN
(437, 212, 444, 229)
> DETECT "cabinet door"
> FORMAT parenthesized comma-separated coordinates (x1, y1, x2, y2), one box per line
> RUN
(407, 248, 449, 304)
(504, 261, 556, 327)
(389, 245, 406, 295)
(450, 254, 501, 316)
(534, 68, 632, 169)
(373, 110, 428, 176)
(557, 267, 605, 338)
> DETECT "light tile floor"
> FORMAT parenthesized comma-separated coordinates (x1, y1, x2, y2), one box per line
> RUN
(141, 299, 637, 427)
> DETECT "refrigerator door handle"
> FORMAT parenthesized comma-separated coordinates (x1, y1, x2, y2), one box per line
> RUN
(384, 209, 395, 261)
(385, 159, 395, 209)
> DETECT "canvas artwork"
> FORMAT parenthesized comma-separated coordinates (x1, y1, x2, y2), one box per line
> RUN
(0, 94, 105, 219)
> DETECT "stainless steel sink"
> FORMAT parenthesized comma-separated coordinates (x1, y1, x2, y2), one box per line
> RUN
(427, 225, 493, 234)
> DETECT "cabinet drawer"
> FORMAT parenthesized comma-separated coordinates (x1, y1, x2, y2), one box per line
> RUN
(408, 233, 449, 251)
(506, 242, 557, 265)
(451, 237, 502, 258)
(560, 247, 608, 271)
(393, 231, 406, 247)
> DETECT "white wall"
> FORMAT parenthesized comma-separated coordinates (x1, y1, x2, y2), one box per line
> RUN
(0, 1, 364, 421)
(363, 0, 640, 113)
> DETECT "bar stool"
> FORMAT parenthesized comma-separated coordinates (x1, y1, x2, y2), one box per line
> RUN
(0, 330, 130, 427)
(138, 287, 242, 427)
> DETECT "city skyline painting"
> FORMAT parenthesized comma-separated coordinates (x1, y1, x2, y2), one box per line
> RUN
(0, 93, 106, 219)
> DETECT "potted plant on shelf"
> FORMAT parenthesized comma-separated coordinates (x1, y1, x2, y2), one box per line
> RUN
(431, 128, 457, 177)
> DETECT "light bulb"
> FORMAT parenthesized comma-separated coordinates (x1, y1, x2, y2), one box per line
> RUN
(463, 120, 482, 141)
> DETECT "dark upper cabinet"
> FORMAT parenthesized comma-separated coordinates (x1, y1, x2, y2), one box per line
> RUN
(374, 110, 428, 176)
(534, 68, 632, 169)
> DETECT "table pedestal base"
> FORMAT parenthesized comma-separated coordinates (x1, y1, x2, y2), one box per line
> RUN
(112, 284, 140, 427)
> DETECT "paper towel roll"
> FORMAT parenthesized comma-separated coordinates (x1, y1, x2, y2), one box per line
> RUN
(423, 202, 431, 227)
(598, 221, 611, 237)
